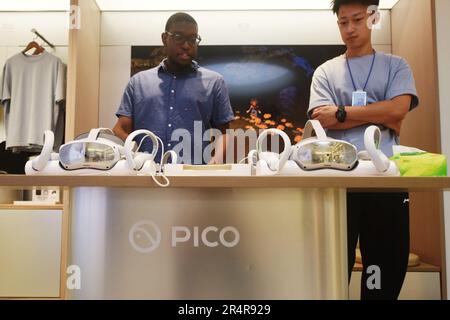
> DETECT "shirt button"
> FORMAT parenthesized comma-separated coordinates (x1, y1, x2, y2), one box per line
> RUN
(173, 76, 177, 79)
(170, 107, 173, 110)
(168, 143, 172, 147)
(168, 124, 172, 127)
(171, 90, 175, 94)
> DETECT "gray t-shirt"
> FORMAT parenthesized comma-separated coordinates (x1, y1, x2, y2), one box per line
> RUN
(308, 52, 419, 157)
(0, 106, 5, 143)
(0, 51, 66, 149)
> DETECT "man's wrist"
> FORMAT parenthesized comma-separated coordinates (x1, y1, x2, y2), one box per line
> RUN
(335, 105, 347, 123)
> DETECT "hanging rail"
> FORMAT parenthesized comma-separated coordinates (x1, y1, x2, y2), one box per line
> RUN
(30, 28, 55, 49)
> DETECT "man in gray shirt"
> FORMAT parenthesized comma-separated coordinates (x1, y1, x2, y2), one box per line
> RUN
(309, 0, 419, 299)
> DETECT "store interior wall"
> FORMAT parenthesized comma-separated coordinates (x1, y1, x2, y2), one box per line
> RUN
(391, 0, 446, 298)
(0, 12, 69, 144)
(435, 0, 450, 299)
(65, 0, 101, 140)
(98, 10, 392, 128)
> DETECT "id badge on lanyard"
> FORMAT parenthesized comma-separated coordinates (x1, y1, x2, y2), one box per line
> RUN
(347, 51, 376, 107)
(352, 90, 367, 107)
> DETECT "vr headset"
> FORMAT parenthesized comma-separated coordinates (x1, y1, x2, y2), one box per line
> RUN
(59, 128, 127, 170)
(26, 128, 170, 187)
(290, 120, 358, 171)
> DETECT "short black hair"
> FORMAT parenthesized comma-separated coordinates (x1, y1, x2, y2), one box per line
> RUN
(165, 12, 198, 31)
(331, 0, 380, 15)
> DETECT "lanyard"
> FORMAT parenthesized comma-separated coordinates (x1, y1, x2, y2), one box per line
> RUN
(346, 51, 376, 92)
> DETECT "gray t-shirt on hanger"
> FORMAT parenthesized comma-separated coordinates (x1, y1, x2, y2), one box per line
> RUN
(0, 51, 66, 150)
(308, 52, 419, 157)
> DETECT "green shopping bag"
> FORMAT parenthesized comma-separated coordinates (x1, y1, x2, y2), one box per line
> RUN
(390, 152, 447, 177)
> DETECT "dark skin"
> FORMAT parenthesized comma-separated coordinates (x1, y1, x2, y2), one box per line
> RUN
(113, 21, 231, 162)
(161, 21, 199, 74)
(311, 3, 412, 136)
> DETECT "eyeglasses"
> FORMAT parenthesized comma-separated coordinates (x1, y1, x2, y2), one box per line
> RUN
(166, 31, 202, 46)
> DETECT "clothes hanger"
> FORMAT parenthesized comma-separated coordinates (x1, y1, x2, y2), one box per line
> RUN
(22, 41, 45, 55)
(22, 35, 45, 56)
(32, 40, 46, 55)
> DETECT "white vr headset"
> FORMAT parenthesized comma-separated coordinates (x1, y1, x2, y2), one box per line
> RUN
(25, 128, 170, 187)
(249, 120, 398, 176)
(58, 128, 127, 171)
(290, 120, 358, 171)
(292, 120, 395, 174)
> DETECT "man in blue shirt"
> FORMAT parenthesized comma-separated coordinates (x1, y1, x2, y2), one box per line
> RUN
(113, 12, 234, 164)
(308, 0, 419, 299)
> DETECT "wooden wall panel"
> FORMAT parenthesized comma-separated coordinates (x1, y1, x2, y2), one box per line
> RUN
(66, 0, 101, 140)
(392, 0, 441, 153)
(63, 0, 101, 299)
(392, 0, 445, 297)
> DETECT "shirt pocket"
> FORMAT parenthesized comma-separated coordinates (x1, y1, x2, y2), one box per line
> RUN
(181, 90, 212, 124)
(134, 95, 167, 127)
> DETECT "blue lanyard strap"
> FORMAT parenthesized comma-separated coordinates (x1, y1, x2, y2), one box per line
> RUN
(346, 51, 376, 92)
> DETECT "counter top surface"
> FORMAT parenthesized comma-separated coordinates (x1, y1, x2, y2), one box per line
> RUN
(1, 175, 450, 191)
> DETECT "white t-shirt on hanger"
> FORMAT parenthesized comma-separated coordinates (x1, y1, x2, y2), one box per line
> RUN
(0, 51, 66, 150)
(0, 47, 7, 144)
(0, 105, 5, 143)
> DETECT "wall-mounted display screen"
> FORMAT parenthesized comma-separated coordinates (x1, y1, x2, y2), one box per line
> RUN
(131, 45, 344, 142)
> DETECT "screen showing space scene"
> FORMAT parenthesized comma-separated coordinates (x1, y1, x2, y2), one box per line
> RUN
(131, 45, 345, 143)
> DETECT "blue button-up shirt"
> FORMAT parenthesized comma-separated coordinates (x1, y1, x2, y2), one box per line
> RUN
(116, 60, 234, 164)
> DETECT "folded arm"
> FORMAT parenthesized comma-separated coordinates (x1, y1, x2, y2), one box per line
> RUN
(310, 95, 412, 136)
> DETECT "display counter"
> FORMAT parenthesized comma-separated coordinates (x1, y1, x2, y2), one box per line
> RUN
(1, 175, 449, 300)
(2, 175, 450, 190)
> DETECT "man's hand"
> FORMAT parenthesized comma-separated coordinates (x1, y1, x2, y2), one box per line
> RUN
(384, 121, 402, 136)
(311, 105, 339, 128)
(113, 116, 133, 141)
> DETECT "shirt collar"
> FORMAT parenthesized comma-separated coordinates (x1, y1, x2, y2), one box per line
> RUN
(158, 58, 199, 74)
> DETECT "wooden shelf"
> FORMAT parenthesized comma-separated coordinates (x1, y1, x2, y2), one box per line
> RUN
(0, 297, 62, 300)
(353, 262, 440, 273)
(0, 204, 64, 210)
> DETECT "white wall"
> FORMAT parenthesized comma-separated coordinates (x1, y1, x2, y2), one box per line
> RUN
(99, 10, 392, 128)
(0, 12, 69, 64)
(435, 0, 450, 300)
(0, 12, 69, 143)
